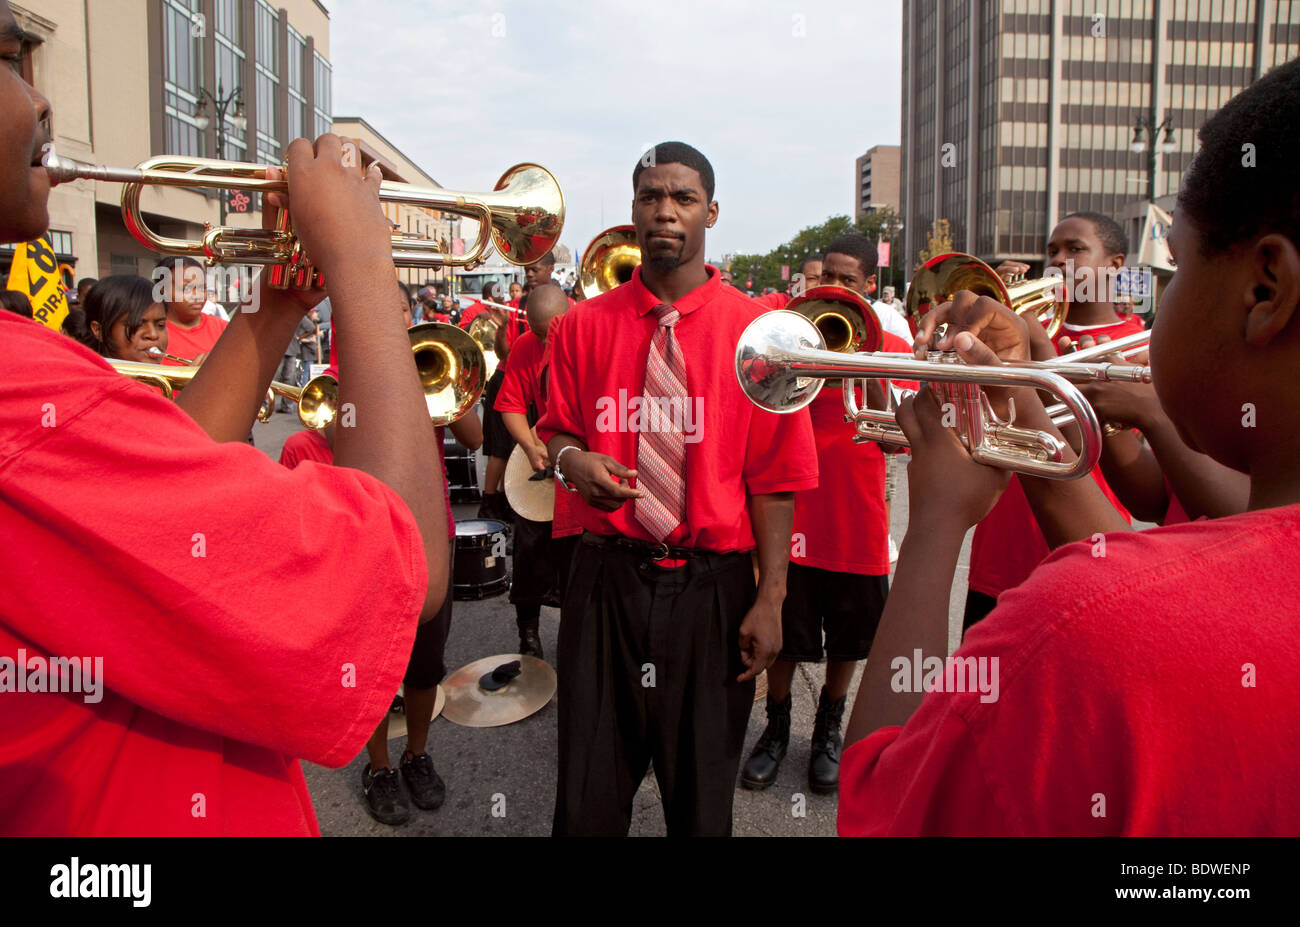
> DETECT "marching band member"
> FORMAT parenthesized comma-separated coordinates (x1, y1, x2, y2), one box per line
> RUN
(1070, 334, 1249, 523)
(751, 253, 821, 309)
(538, 142, 818, 835)
(963, 212, 1145, 632)
(839, 58, 1300, 835)
(153, 255, 227, 367)
(494, 283, 577, 658)
(0, 4, 448, 834)
(82, 275, 169, 363)
(742, 235, 913, 795)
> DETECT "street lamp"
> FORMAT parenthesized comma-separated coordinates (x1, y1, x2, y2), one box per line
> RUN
(1131, 113, 1177, 203)
(194, 85, 247, 223)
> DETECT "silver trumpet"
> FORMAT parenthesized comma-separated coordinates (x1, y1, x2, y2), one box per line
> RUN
(1043, 330, 1152, 430)
(735, 310, 1151, 480)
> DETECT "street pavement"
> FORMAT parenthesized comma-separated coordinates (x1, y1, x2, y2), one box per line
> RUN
(252, 409, 973, 836)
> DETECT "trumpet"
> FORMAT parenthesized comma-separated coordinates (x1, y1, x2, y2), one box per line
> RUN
(109, 322, 484, 429)
(578, 225, 639, 298)
(1044, 330, 1152, 431)
(44, 148, 565, 287)
(735, 310, 1151, 480)
(907, 252, 1069, 340)
(786, 285, 882, 355)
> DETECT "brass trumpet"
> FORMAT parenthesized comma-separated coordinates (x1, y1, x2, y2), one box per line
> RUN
(578, 225, 639, 298)
(786, 285, 882, 355)
(44, 148, 565, 287)
(907, 252, 1069, 339)
(735, 310, 1151, 480)
(109, 322, 483, 429)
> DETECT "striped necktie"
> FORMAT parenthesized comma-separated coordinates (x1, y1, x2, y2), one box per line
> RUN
(634, 303, 688, 541)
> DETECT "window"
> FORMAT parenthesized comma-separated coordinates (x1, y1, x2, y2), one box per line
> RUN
(287, 27, 307, 143)
(213, 0, 246, 160)
(313, 52, 332, 136)
(254, 0, 279, 164)
(162, 0, 203, 156)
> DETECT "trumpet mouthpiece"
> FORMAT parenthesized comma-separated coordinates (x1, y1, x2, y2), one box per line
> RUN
(43, 146, 144, 186)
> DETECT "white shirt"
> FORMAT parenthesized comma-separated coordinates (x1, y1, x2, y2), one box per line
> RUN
(202, 300, 230, 322)
(871, 300, 913, 344)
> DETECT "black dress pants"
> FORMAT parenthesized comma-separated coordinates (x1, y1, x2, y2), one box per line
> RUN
(552, 534, 756, 836)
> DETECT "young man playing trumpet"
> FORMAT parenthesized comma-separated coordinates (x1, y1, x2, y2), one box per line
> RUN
(839, 58, 1300, 835)
(0, 0, 449, 835)
(538, 141, 817, 835)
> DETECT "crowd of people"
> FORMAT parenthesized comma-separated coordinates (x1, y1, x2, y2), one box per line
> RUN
(2, 0, 1297, 839)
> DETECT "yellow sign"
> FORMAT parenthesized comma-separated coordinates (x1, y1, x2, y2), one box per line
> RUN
(6, 233, 70, 330)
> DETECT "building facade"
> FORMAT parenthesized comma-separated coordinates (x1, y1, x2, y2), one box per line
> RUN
(900, 0, 1300, 273)
(854, 144, 901, 219)
(5, 0, 333, 290)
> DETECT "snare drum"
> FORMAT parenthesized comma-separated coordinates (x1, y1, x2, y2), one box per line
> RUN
(453, 519, 509, 600)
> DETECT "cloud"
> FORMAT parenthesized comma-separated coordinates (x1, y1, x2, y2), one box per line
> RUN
(328, 0, 902, 260)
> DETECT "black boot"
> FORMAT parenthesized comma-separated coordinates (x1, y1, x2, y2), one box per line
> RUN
(517, 611, 543, 660)
(808, 687, 847, 795)
(740, 694, 792, 790)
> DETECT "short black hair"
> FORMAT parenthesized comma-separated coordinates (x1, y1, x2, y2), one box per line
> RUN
(0, 290, 33, 318)
(1059, 211, 1127, 257)
(824, 235, 878, 276)
(532, 251, 556, 270)
(76, 277, 98, 291)
(152, 255, 206, 277)
(1179, 56, 1300, 255)
(481, 280, 501, 301)
(801, 253, 824, 272)
(83, 275, 160, 357)
(632, 141, 715, 202)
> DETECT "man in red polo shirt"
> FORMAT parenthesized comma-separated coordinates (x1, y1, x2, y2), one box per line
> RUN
(538, 141, 818, 836)
(0, 20, 448, 835)
(495, 283, 576, 659)
(839, 59, 1300, 836)
(963, 212, 1145, 633)
(742, 236, 913, 796)
(153, 255, 228, 365)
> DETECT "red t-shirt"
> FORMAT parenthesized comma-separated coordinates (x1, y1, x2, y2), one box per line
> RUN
(278, 428, 456, 540)
(752, 291, 789, 310)
(792, 331, 914, 575)
(494, 329, 580, 538)
(968, 315, 1146, 597)
(537, 265, 819, 552)
(0, 313, 426, 836)
(838, 503, 1300, 835)
(161, 312, 228, 364)
(458, 301, 489, 330)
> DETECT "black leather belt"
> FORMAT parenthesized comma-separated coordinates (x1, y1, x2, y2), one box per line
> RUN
(581, 531, 744, 563)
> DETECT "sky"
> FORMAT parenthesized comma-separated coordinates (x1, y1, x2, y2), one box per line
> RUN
(326, 0, 903, 261)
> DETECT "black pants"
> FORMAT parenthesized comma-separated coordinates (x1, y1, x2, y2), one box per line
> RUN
(963, 589, 998, 635)
(552, 534, 756, 837)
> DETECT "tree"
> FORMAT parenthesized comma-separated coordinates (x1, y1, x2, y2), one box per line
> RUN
(726, 207, 904, 293)
(916, 218, 953, 267)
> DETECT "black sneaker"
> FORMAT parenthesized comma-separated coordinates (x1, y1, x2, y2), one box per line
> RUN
(400, 751, 446, 810)
(362, 764, 410, 825)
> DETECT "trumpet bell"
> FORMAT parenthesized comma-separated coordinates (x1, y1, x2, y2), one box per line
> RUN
(786, 285, 883, 354)
(409, 322, 487, 426)
(579, 225, 640, 297)
(297, 374, 339, 430)
(480, 163, 567, 267)
(466, 314, 500, 380)
(735, 309, 828, 414)
(906, 252, 1068, 339)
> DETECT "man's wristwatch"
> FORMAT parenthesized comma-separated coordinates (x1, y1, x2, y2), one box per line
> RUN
(554, 445, 583, 493)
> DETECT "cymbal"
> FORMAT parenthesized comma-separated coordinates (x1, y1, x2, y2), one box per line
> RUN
(441, 653, 556, 727)
(386, 684, 446, 740)
(504, 444, 555, 522)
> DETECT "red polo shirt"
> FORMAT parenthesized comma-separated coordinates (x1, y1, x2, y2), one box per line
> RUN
(279, 427, 456, 540)
(968, 315, 1146, 598)
(161, 312, 227, 364)
(537, 265, 818, 552)
(458, 301, 488, 330)
(752, 291, 790, 309)
(792, 332, 914, 575)
(494, 329, 580, 538)
(838, 503, 1300, 835)
(0, 313, 426, 836)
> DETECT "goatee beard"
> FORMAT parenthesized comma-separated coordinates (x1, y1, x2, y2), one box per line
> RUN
(645, 252, 683, 274)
